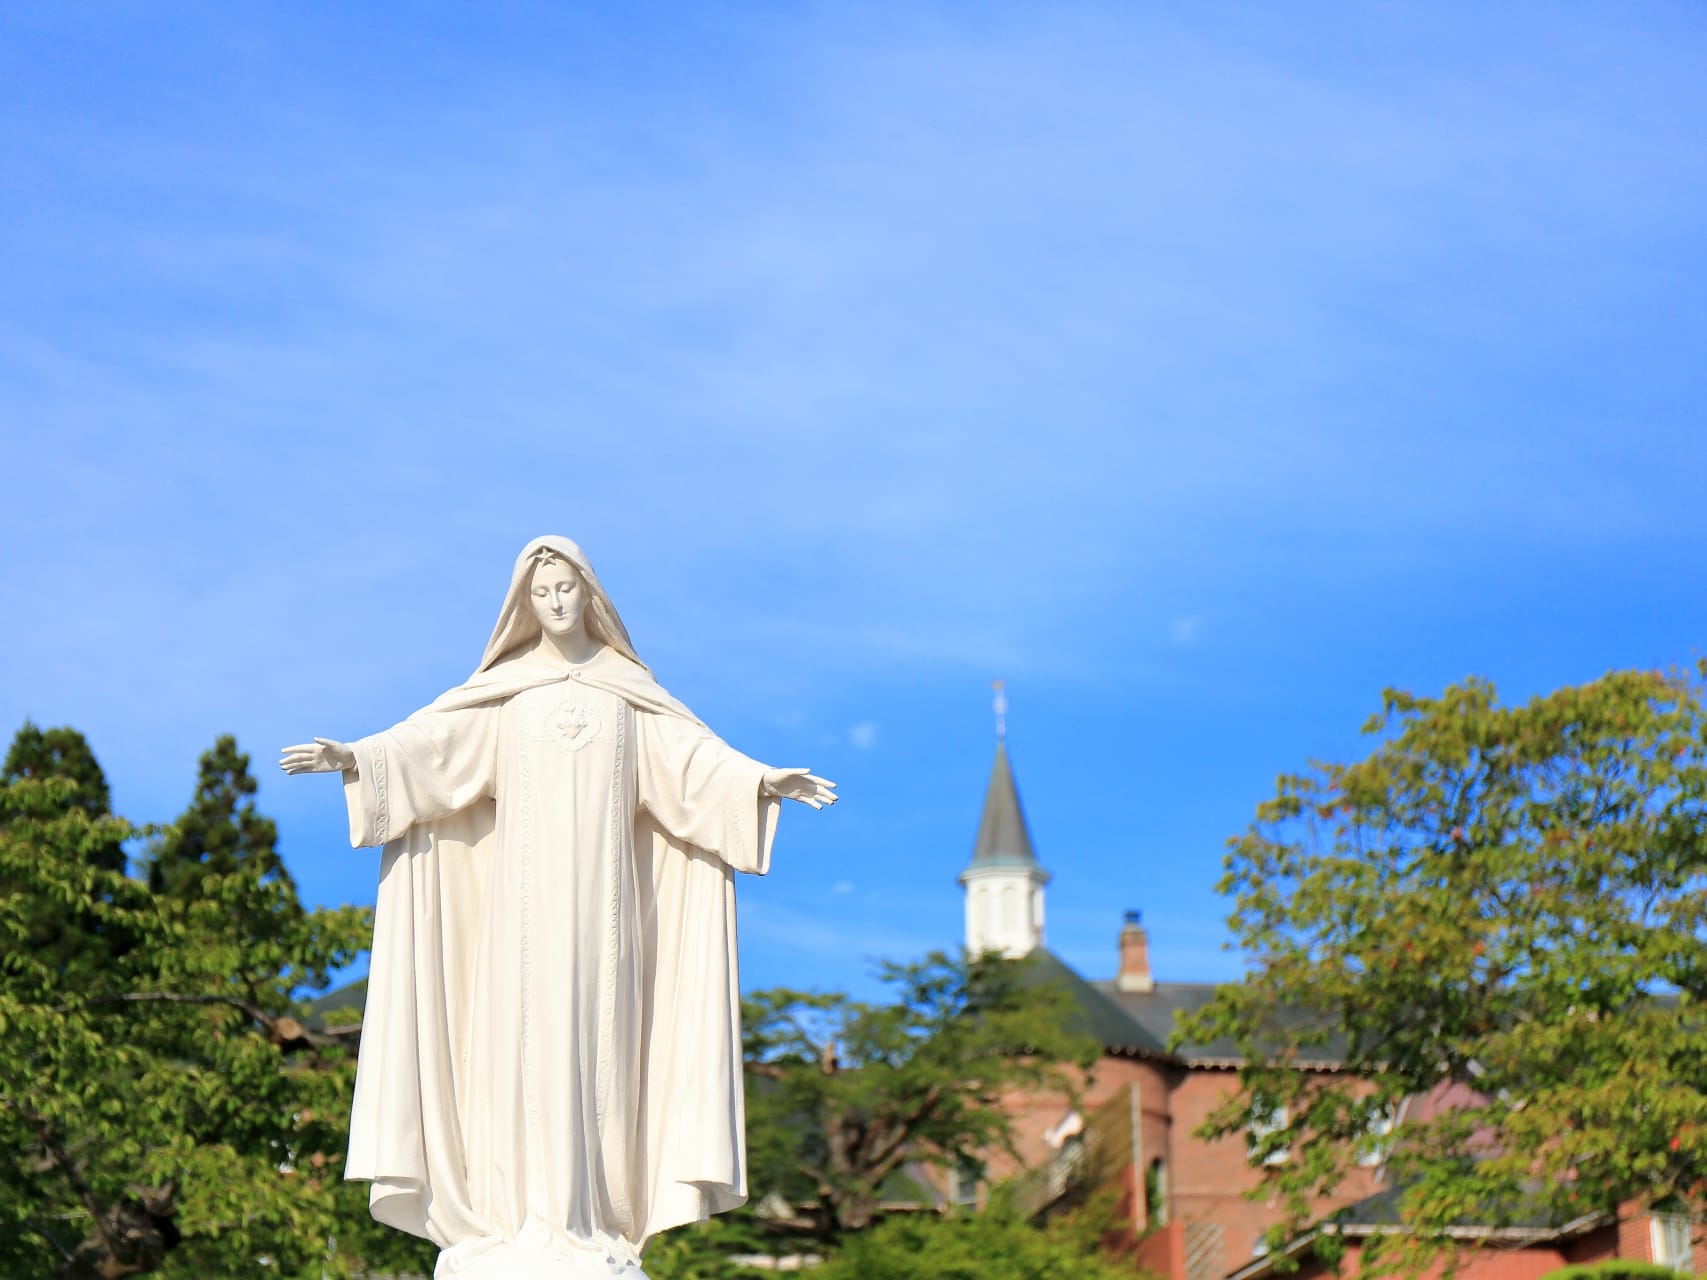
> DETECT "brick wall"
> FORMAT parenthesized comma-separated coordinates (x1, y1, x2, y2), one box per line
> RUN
(1259, 1214, 1696, 1280)
(1165, 1067, 1386, 1274)
(989, 1055, 1172, 1188)
(1322, 1240, 1571, 1280)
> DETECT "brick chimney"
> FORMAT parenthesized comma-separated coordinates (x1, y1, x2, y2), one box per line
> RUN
(1118, 909, 1154, 993)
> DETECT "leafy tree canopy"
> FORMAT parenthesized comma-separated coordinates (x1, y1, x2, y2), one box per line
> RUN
(0, 725, 424, 1279)
(3, 720, 124, 870)
(147, 735, 293, 898)
(1175, 671, 1707, 1274)
(812, 1194, 1135, 1280)
(741, 950, 1099, 1236)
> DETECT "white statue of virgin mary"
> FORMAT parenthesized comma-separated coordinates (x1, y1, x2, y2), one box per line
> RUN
(281, 537, 835, 1280)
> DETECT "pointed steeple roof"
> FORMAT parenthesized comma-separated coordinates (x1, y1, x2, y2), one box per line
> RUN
(960, 741, 1048, 880)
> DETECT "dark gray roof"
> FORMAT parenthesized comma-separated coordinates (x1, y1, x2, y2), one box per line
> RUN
(1090, 979, 1349, 1067)
(960, 742, 1045, 877)
(1226, 1185, 1608, 1280)
(1021, 951, 1169, 1055)
(1332, 1179, 1604, 1235)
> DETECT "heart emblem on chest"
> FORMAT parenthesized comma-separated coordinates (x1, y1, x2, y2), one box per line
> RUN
(546, 701, 603, 751)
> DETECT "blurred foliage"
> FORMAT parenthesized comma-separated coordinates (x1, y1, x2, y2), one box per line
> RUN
(643, 1208, 800, 1280)
(813, 1190, 1137, 1280)
(741, 950, 1099, 1235)
(1541, 1263, 1688, 1280)
(1174, 669, 1707, 1275)
(0, 724, 430, 1279)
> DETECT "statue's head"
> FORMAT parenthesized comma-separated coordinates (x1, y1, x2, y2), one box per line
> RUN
(478, 536, 646, 672)
(528, 549, 587, 640)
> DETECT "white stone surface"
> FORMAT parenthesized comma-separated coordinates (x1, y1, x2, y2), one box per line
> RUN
(433, 1218, 647, 1279)
(281, 537, 835, 1274)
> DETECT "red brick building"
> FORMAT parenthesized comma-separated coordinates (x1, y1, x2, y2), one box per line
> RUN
(1224, 1186, 1706, 1280)
(956, 732, 1702, 1280)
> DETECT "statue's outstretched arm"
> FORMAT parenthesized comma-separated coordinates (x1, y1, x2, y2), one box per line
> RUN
(279, 737, 357, 776)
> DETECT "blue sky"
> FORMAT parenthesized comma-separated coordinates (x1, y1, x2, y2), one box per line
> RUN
(4, 2, 1706, 998)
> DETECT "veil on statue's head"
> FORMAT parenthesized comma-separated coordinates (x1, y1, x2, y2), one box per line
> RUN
(478, 535, 647, 673)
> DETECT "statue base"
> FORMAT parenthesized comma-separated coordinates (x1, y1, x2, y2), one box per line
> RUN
(436, 1255, 647, 1280)
(433, 1222, 647, 1280)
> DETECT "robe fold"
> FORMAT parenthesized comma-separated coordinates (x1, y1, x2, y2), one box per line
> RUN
(338, 645, 778, 1265)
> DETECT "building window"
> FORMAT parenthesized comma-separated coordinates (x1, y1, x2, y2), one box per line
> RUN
(1355, 1104, 1397, 1167)
(948, 1159, 983, 1209)
(1145, 1157, 1168, 1228)
(1247, 1099, 1289, 1167)
(1651, 1211, 1694, 1273)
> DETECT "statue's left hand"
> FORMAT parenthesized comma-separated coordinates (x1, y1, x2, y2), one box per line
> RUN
(762, 768, 838, 809)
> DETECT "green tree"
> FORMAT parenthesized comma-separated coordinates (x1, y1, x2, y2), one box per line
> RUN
(741, 950, 1100, 1237)
(0, 727, 423, 1279)
(1175, 671, 1707, 1274)
(812, 1194, 1135, 1280)
(0, 722, 133, 976)
(642, 1209, 788, 1280)
(147, 735, 294, 897)
(2, 722, 126, 870)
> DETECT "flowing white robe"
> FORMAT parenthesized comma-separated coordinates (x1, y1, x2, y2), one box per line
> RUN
(338, 650, 776, 1272)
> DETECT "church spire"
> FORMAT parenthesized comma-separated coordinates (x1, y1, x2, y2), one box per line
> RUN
(959, 684, 1050, 958)
(963, 739, 1041, 873)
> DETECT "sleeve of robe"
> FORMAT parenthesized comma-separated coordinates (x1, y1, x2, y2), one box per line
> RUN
(341, 703, 500, 848)
(631, 709, 781, 1243)
(634, 710, 779, 874)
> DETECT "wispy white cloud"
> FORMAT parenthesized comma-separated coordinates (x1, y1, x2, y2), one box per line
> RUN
(1169, 616, 1205, 647)
(848, 721, 878, 750)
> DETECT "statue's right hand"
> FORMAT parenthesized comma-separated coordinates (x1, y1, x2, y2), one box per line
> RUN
(279, 737, 357, 776)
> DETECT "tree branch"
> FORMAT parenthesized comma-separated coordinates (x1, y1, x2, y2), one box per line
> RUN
(6, 1099, 123, 1270)
(67, 992, 356, 1049)
(863, 1084, 946, 1178)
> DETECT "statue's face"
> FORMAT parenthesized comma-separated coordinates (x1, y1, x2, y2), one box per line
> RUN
(530, 558, 587, 638)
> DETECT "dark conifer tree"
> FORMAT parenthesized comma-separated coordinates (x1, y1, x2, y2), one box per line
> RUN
(1, 721, 133, 972)
(147, 735, 296, 899)
(2, 720, 126, 871)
